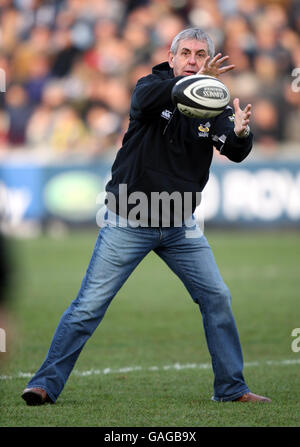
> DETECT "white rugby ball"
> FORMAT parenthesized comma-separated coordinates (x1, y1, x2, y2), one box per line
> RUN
(171, 74, 230, 119)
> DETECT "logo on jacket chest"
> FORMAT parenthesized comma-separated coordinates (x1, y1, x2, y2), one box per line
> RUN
(161, 110, 211, 139)
(161, 109, 173, 120)
(198, 122, 211, 137)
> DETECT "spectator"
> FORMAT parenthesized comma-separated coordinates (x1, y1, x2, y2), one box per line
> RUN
(152, 14, 186, 48)
(0, 0, 298, 155)
(84, 37, 134, 76)
(49, 105, 88, 154)
(122, 21, 152, 63)
(0, 109, 9, 150)
(282, 78, 300, 143)
(25, 104, 53, 149)
(0, 5, 22, 52)
(253, 53, 283, 99)
(85, 104, 121, 155)
(24, 53, 52, 104)
(51, 28, 82, 78)
(4, 83, 33, 146)
(289, 0, 300, 34)
(41, 80, 66, 110)
(100, 77, 131, 115)
(251, 98, 282, 150)
(11, 26, 52, 82)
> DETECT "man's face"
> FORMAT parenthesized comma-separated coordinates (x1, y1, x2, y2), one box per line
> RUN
(168, 39, 209, 77)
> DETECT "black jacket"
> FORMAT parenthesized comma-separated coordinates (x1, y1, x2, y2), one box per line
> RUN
(105, 62, 253, 225)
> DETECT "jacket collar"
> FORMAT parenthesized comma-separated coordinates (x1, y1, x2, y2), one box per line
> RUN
(152, 61, 174, 79)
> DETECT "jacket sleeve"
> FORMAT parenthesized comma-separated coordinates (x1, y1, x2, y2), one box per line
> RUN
(210, 106, 253, 163)
(130, 74, 183, 119)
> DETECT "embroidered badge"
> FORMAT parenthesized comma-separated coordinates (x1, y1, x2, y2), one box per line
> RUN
(161, 109, 172, 120)
(198, 121, 211, 137)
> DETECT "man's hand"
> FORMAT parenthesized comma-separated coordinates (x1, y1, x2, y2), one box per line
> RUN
(233, 98, 252, 137)
(197, 53, 235, 78)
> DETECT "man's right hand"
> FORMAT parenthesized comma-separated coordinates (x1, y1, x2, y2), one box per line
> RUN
(197, 53, 235, 78)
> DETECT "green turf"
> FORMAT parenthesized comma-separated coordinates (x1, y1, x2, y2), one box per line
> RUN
(1, 228, 300, 427)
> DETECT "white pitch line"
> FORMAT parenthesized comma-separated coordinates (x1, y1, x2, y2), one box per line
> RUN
(0, 358, 300, 381)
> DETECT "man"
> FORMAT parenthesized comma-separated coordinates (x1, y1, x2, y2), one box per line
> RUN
(22, 28, 271, 405)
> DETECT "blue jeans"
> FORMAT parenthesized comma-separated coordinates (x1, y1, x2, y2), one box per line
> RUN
(26, 218, 250, 402)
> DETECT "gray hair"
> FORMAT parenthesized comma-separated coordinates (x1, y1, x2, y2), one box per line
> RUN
(170, 27, 215, 58)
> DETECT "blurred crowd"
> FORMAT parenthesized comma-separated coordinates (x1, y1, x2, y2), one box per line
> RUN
(0, 0, 300, 158)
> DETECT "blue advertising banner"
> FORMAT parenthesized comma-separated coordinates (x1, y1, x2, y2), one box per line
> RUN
(0, 160, 112, 228)
(198, 161, 300, 226)
(0, 158, 300, 229)
(0, 163, 45, 221)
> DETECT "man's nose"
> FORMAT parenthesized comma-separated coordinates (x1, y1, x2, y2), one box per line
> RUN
(188, 54, 196, 64)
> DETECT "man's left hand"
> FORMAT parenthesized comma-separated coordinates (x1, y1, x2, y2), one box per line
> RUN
(233, 98, 252, 137)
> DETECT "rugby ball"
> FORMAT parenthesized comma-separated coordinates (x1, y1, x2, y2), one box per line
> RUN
(171, 75, 230, 119)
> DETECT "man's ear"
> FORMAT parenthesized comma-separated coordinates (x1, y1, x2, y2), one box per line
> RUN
(168, 50, 174, 68)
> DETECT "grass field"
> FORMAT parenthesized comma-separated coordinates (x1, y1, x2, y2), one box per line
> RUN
(1, 228, 300, 427)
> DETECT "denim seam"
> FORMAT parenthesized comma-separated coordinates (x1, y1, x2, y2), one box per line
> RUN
(171, 251, 219, 369)
(45, 230, 104, 366)
(213, 386, 250, 402)
(77, 229, 103, 297)
(171, 251, 232, 393)
(172, 252, 202, 303)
